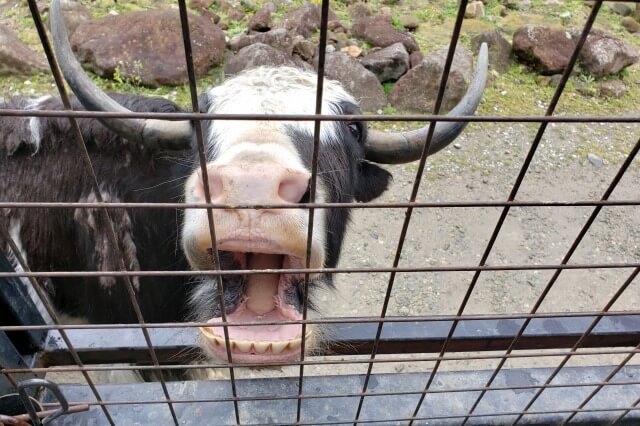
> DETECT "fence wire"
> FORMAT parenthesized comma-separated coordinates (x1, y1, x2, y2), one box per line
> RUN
(1, 0, 639, 425)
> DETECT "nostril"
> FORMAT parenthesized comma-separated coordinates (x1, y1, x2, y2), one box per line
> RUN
(278, 175, 310, 203)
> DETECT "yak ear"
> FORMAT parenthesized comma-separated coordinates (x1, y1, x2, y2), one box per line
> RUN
(354, 161, 392, 203)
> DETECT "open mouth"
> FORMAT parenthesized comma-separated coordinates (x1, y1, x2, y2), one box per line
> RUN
(199, 246, 311, 363)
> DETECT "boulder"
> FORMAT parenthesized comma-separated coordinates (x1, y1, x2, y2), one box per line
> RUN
(398, 14, 419, 31)
(71, 10, 225, 86)
(579, 30, 639, 77)
(621, 16, 640, 33)
(389, 46, 473, 113)
(610, 2, 633, 16)
(225, 43, 311, 75)
(228, 28, 295, 53)
(471, 30, 512, 73)
(248, 5, 273, 32)
(409, 51, 423, 68)
(351, 14, 419, 53)
(215, 0, 246, 21)
(360, 42, 410, 82)
(282, 3, 338, 38)
(293, 37, 315, 61)
(465, 1, 485, 19)
(0, 25, 48, 76)
(318, 52, 387, 112)
(512, 25, 575, 75)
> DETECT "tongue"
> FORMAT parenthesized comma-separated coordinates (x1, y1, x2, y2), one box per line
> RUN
(245, 253, 281, 315)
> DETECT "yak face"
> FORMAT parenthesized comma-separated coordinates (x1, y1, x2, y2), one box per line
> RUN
(181, 67, 391, 362)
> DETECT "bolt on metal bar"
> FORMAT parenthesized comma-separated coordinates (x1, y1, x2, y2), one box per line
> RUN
(410, 3, 606, 422)
(560, 342, 640, 425)
(463, 134, 640, 423)
(175, 1, 241, 423)
(297, 0, 332, 422)
(354, 2, 471, 424)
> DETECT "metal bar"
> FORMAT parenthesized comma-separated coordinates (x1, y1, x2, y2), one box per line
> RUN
(5, 348, 639, 375)
(175, 1, 240, 424)
(297, 0, 331, 421)
(30, 379, 640, 407)
(1, 310, 638, 332)
(34, 314, 639, 366)
(34, 366, 640, 424)
(611, 394, 640, 425)
(410, 2, 606, 422)
(3, 108, 640, 123)
(561, 344, 639, 424)
(463, 134, 640, 422)
(0, 262, 638, 280)
(0, 199, 639, 210)
(355, 2, 471, 423)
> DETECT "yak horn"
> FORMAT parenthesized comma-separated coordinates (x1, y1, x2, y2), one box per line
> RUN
(365, 43, 488, 164)
(50, 0, 192, 150)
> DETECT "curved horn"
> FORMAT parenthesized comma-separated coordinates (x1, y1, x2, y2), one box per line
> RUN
(50, 0, 192, 150)
(365, 43, 489, 164)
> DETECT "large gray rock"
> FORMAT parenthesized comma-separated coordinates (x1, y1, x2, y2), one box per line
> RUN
(318, 52, 387, 112)
(351, 14, 419, 53)
(360, 43, 409, 82)
(579, 30, 639, 77)
(228, 28, 295, 54)
(471, 30, 512, 73)
(389, 46, 473, 113)
(0, 25, 48, 76)
(248, 4, 273, 32)
(71, 10, 225, 86)
(512, 25, 576, 75)
(282, 3, 338, 38)
(610, 2, 633, 16)
(225, 43, 310, 75)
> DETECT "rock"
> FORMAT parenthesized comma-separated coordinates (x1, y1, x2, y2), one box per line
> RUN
(587, 153, 604, 168)
(360, 42, 409, 82)
(543, 0, 562, 6)
(228, 28, 295, 54)
(574, 80, 597, 97)
(389, 45, 473, 113)
(579, 30, 639, 77)
(621, 16, 640, 33)
(293, 37, 315, 61)
(341, 45, 363, 58)
(471, 30, 512, 73)
(248, 5, 273, 32)
(215, 0, 246, 21)
(598, 79, 626, 98)
(465, 1, 485, 19)
(637, 3, 640, 20)
(502, 0, 520, 10)
(42, 0, 91, 36)
(409, 51, 424, 68)
(351, 14, 419, 53)
(189, 0, 215, 10)
(0, 25, 48, 76)
(241, 0, 257, 12)
(512, 25, 575, 75)
(318, 52, 387, 112)
(71, 10, 225, 87)
(398, 14, 419, 31)
(610, 2, 633, 17)
(349, 2, 372, 19)
(497, 5, 508, 17)
(225, 43, 308, 75)
(282, 3, 338, 38)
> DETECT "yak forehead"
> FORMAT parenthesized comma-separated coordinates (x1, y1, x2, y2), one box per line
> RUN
(204, 67, 356, 162)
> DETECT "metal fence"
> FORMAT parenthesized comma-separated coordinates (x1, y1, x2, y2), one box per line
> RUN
(1, 0, 639, 424)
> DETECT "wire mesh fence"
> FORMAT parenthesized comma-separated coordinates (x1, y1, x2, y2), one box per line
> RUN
(1, 0, 639, 424)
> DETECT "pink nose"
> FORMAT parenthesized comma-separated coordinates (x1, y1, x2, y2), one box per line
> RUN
(201, 164, 310, 204)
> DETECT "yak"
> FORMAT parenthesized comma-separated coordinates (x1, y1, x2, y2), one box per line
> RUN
(0, 0, 488, 364)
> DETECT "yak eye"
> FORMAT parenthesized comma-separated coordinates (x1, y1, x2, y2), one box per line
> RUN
(348, 122, 361, 140)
